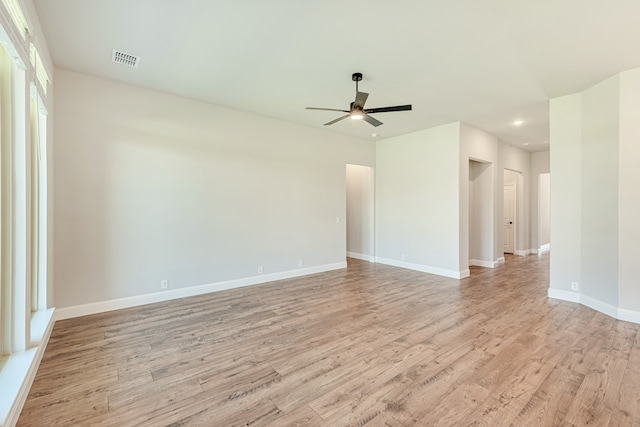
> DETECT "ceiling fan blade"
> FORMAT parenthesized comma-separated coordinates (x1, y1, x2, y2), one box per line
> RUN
(365, 104, 412, 114)
(354, 91, 369, 109)
(306, 107, 350, 113)
(363, 114, 383, 127)
(324, 114, 350, 126)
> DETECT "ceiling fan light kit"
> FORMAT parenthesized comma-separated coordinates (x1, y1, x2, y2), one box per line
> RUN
(350, 110, 364, 120)
(306, 72, 412, 127)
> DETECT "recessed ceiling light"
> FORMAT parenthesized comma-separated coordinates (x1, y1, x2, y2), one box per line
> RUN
(522, 142, 530, 146)
(513, 120, 524, 126)
(371, 133, 378, 138)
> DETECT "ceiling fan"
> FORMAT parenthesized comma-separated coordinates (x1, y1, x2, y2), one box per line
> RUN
(306, 72, 412, 127)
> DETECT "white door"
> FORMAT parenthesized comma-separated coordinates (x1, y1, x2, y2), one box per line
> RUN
(503, 184, 516, 254)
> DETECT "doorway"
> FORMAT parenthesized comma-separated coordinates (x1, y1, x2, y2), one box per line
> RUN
(346, 164, 374, 262)
(469, 160, 494, 268)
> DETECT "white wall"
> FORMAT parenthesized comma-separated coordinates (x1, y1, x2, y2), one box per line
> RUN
(550, 93, 583, 295)
(376, 122, 521, 277)
(531, 151, 550, 251)
(618, 68, 640, 314)
(580, 75, 620, 308)
(503, 170, 518, 185)
(538, 173, 550, 248)
(346, 164, 374, 261)
(53, 68, 375, 309)
(550, 66, 640, 323)
(375, 123, 462, 277)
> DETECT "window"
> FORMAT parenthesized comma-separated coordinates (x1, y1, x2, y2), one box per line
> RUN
(1, 0, 28, 40)
(0, 33, 12, 360)
(29, 90, 47, 314)
(30, 95, 38, 312)
(0, 1, 53, 422)
(0, 0, 51, 357)
(30, 43, 49, 96)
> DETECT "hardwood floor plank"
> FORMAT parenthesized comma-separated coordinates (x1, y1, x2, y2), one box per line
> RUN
(163, 397, 282, 427)
(415, 380, 491, 426)
(268, 351, 382, 413)
(384, 346, 493, 424)
(259, 357, 342, 413)
(17, 392, 109, 426)
(17, 253, 640, 426)
(608, 331, 640, 427)
(512, 365, 584, 426)
(468, 333, 545, 391)
(319, 373, 415, 426)
(306, 342, 434, 419)
(559, 334, 607, 376)
(263, 404, 324, 426)
(564, 348, 627, 426)
(108, 377, 204, 411)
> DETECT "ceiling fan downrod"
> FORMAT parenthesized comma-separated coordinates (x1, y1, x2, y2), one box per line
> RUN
(352, 72, 363, 94)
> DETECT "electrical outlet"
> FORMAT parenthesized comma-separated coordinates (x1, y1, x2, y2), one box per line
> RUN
(161, 279, 168, 289)
(336, 217, 340, 223)
(571, 281, 579, 291)
(298, 260, 304, 268)
(258, 266, 264, 274)
(401, 254, 406, 261)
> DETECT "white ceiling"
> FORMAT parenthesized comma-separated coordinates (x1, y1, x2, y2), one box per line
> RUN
(33, 0, 640, 151)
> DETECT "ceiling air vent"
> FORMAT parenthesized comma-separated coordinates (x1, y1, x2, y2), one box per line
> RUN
(112, 50, 140, 68)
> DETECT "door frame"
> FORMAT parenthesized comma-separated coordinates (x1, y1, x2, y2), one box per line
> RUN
(503, 182, 516, 254)
(503, 168, 523, 257)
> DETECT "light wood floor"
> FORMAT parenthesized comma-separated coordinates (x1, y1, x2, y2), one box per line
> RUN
(18, 254, 640, 426)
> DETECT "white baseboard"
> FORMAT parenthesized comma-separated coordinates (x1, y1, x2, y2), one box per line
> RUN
(497, 257, 505, 264)
(375, 257, 466, 279)
(580, 294, 619, 320)
(514, 249, 533, 256)
(548, 288, 640, 324)
(618, 308, 640, 324)
(346, 252, 375, 262)
(547, 288, 580, 303)
(1, 308, 55, 427)
(532, 244, 550, 255)
(469, 259, 499, 268)
(55, 262, 346, 320)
